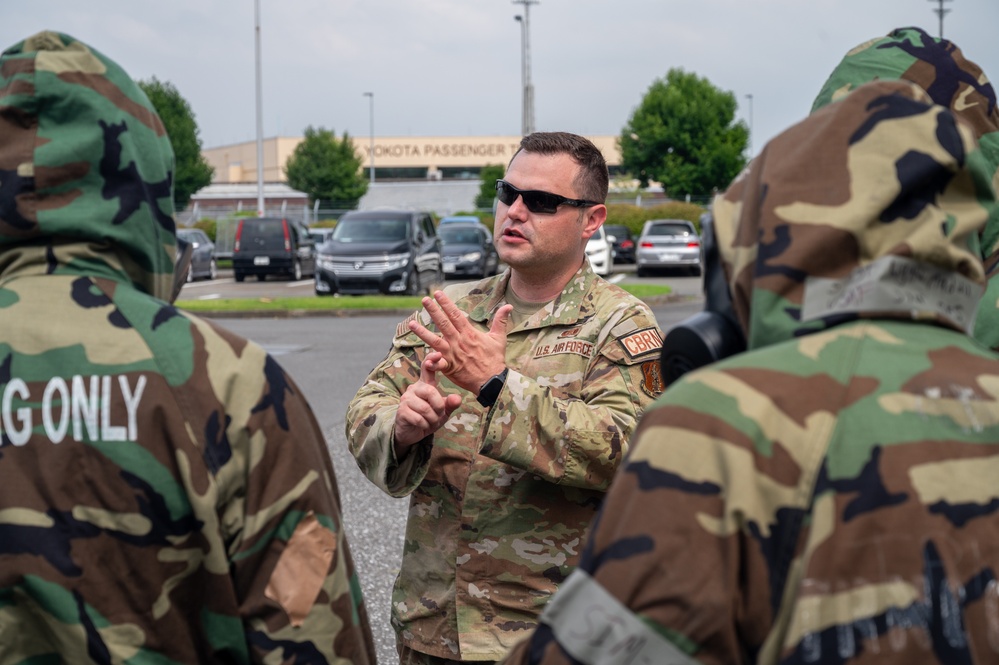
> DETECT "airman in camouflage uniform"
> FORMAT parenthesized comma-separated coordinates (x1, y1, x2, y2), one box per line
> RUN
(0, 31, 375, 663)
(811, 26, 999, 351)
(346, 132, 663, 662)
(500, 78, 999, 664)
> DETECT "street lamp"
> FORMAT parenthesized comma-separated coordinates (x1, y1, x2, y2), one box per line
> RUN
(514, 16, 526, 136)
(745, 93, 754, 159)
(512, 0, 537, 135)
(363, 92, 374, 184)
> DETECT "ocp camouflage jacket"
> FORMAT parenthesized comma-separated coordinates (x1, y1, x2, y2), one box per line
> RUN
(0, 32, 374, 664)
(346, 261, 664, 660)
(502, 78, 999, 664)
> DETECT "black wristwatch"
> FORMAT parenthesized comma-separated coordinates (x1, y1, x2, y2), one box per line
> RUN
(476, 368, 509, 407)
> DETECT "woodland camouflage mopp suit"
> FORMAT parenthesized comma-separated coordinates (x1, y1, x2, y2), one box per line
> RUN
(499, 77, 999, 663)
(811, 26, 999, 352)
(0, 32, 375, 663)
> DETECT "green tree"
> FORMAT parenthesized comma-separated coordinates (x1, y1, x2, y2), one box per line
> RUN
(475, 164, 505, 210)
(620, 68, 747, 197)
(284, 126, 368, 208)
(137, 77, 214, 210)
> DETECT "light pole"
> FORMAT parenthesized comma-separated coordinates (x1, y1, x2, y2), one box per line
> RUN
(745, 93, 754, 159)
(928, 0, 953, 38)
(512, 0, 537, 135)
(514, 15, 527, 136)
(254, 0, 265, 216)
(363, 92, 374, 184)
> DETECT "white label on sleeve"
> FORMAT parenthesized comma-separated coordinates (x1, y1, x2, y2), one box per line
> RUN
(540, 569, 700, 665)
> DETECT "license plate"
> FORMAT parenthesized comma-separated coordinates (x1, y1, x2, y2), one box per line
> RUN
(254, 256, 270, 266)
(443, 263, 456, 273)
(659, 253, 680, 262)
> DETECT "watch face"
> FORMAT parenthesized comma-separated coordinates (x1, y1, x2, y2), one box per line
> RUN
(477, 370, 507, 407)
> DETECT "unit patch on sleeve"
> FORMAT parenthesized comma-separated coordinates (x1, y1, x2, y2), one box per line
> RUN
(618, 326, 663, 360)
(640, 360, 664, 398)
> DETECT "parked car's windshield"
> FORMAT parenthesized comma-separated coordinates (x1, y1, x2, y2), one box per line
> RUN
(438, 228, 482, 245)
(648, 223, 694, 236)
(332, 218, 409, 242)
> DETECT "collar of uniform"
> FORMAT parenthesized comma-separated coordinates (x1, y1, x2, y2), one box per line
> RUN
(465, 259, 598, 331)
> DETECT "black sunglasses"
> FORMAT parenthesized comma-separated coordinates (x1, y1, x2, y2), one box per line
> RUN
(495, 180, 602, 214)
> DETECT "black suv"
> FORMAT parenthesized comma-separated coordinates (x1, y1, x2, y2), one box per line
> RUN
(232, 217, 316, 282)
(604, 224, 636, 264)
(314, 209, 442, 296)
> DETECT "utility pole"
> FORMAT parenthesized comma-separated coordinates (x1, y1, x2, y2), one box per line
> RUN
(745, 94, 753, 159)
(254, 0, 265, 216)
(512, 0, 538, 135)
(928, 0, 953, 39)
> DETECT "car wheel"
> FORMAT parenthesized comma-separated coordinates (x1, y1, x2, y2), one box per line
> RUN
(208, 259, 217, 280)
(256, 274, 266, 282)
(689, 265, 702, 277)
(292, 260, 302, 281)
(405, 272, 420, 296)
(234, 272, 245, 283)
(636, 266, 648, 278)
(429, 267, 444, 295)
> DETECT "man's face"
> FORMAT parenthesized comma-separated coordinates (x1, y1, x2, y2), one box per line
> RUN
(493, 151, 605, 279)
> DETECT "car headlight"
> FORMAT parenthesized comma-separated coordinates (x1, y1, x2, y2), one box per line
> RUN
(384, 253, 410, 270)
(460, 252, 482, 263)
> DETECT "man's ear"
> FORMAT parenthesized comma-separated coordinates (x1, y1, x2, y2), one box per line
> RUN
(581, 204, 608, 240)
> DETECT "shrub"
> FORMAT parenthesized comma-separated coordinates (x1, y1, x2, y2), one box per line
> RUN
(605, 201, 707, 237)
(193, 218, 217, 243)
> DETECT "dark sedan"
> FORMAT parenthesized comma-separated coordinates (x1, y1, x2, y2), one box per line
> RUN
(176, 228, 217, 281)
(439, 222, 499, 279)
(604, 224, 635, 264)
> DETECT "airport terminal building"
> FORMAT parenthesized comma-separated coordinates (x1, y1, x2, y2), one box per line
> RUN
(193, 134, 626, 220)
(201, 134, 622, 184)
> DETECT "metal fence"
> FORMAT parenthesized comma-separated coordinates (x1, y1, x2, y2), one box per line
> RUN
(176, 183, 714, 257)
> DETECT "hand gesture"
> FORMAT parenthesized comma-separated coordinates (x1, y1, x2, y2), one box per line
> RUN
(409, 291, 513, 394)
(394, 351, 462, 457)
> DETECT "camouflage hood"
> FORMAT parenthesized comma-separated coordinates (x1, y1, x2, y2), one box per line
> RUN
(712, 79, 992, 351)
(0, 31, 176, 300)
(811, 26, 999, 349)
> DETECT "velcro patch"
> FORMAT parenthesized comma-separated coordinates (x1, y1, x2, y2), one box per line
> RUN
(395, 311, 430, 339)
(618, 326, 663, 360)
(533, 339, 595, 359)
(640, 360, 664, 398)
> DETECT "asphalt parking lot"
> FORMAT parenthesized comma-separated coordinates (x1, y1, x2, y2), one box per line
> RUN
(177, 262, 703, 305)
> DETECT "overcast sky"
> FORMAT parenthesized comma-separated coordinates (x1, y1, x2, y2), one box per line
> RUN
(6, 0, 999, 157)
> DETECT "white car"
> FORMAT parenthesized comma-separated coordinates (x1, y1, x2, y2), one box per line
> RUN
(585, 225, 613, 276)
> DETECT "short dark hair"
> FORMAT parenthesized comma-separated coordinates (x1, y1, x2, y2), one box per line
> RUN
(512, 132, 609, 203)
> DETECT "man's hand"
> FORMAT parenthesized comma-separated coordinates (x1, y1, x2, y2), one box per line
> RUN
(409, 291, 513, 394)
(394, 351, 462, 458)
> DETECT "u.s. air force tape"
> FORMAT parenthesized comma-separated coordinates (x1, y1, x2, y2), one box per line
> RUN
(539, 569, 699, 665)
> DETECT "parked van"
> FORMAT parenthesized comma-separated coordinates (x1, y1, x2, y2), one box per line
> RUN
(314, 209, 442, 295)
(232, 217, 316, 282)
